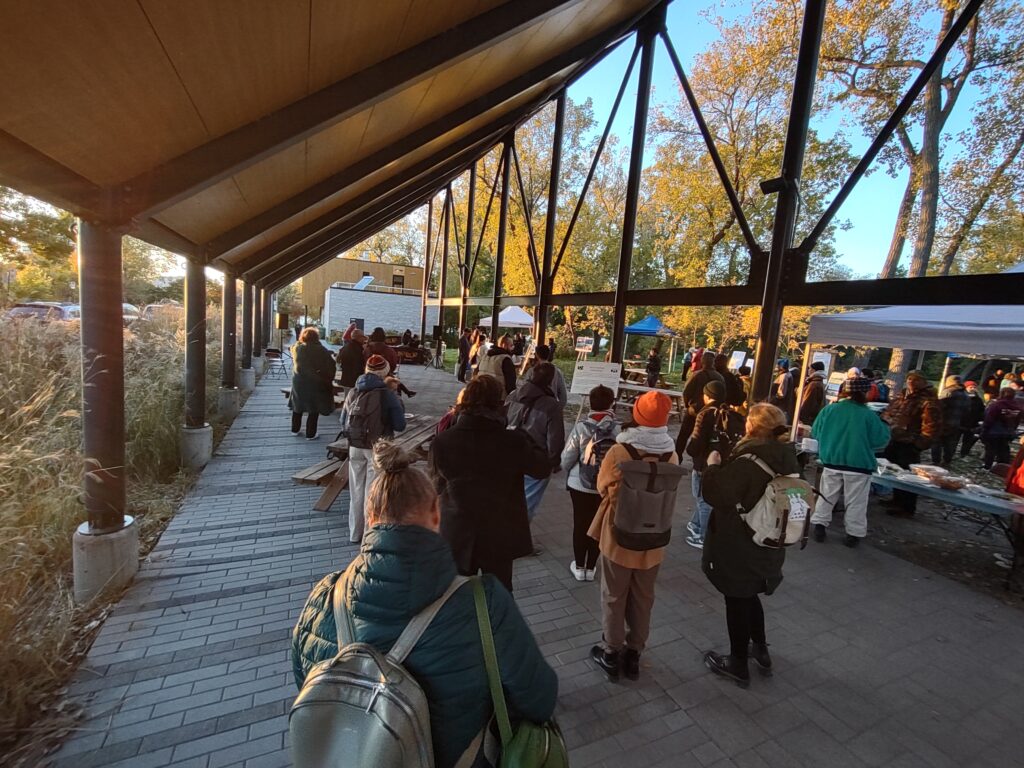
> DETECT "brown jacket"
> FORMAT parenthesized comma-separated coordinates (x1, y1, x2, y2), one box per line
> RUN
(883, 385, 940, 449)
(588, 442, 679, 570)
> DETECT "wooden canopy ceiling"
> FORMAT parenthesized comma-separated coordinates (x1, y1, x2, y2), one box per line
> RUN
(0, 0, 660, 286)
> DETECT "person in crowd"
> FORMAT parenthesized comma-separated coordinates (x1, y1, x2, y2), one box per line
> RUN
(699, 403, 797, 688)
(548, 338, 557, 360)
(768, 359, 795, 421)
(342, 321, 359, 342)
(589, 392, 678, 682)
(646, 347, 662, 388)
(468, 330, 486, 376)
(679, 351, 724, 452)
(401, 328, 413, 346)
(960, 380, 986, 457)
(291, 441, 557, 768)
(429, 375, 551, 591)
(690, 347, 705, 376)
(507, 362, 566, 522)
(456, 328, 472, 383)
(1005, 435, 1024, 497)
(560, 384, 619, 581)
(736, 366, 752, 417)
(524, 344, 567, 406)
(983, 371, 1003, 401)
(477, 333, 517, 395)
(713, 353, 745, 408)
(409, 334, 421, 350)
(881, 371, 940, 517)
(685, 380, 739, 550)
(1003, 372, 1021, 391)
(364, 326, 399, 375)
(810, 377, 891, 547)
(336, 327, 366, 390)
(798, 361, 827, 425)
(932, 375, 969, 466)
(288, 327, 337, 440)
(339, 354, 406, 543)
(981, 387, 1022, 469)
(683, 347, 695, 374)
(512, 332, 526, 357)
(862, 368, 887, 402)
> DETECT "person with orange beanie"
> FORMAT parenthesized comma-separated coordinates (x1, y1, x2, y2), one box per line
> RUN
(588, 392, 680, 682)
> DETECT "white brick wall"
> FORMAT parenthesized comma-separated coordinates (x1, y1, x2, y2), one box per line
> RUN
(324, 287, 439, 337)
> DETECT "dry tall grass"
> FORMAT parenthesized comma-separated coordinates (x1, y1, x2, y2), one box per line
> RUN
(0, 312, 226, 758)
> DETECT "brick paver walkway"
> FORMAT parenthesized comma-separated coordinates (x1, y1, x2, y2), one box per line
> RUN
(53, 365, 1024, 768)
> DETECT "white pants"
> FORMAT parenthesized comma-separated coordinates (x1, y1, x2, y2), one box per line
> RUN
(811, 468, 872, 538)
(347, 446, 375, 543)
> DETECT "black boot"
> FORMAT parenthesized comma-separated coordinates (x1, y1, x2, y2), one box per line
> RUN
(622, 649, 640, 681)
(703, 651, 749, 688)
(590, 646, 620, 680)
(843, 534, 860, 548)
(813, 523, 827, 542)
(748, 643, 773, 676)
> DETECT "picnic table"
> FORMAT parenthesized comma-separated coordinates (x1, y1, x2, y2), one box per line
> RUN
(617, 381, 683, 418)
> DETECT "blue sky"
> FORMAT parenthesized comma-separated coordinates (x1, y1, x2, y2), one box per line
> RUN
(567, 0, 971, 279)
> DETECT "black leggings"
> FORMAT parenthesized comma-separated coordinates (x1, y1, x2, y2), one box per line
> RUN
(291, 411, 319, 438)
(725, 595, 765, 659)
(568, 489, 601, 569)
(983, 437, 1012, 469)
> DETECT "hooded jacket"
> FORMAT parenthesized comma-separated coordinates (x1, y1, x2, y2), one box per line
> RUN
(363, 340, 399, 375)
(982, 395, 1022, 440)
(883, 384, 940, 449)
(560, 411, 620, 493)
(506, 380, 566, 464)
(339, 373, 406, 439)
(701, 438, 801, 597)
(477, 347, 517, 394)
(524, 363, 568, 407)
(337, 338, 365, 388)
(936, 386, 970, 436)
(798, 370, 826, 425)
(291, 525, 557, 768)
(288, 340, 337, 415)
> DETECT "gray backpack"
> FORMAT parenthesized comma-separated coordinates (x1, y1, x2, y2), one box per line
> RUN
(612, 444, 687, 551)
(344, 387, 384, 449)
(289, 572, 470, 768)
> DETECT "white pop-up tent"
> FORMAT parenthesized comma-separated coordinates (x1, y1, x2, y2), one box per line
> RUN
(477, 306, 534, 329)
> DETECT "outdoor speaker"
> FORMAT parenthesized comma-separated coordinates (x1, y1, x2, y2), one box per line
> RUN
(432, 325, 443, 338)
(276, 312, 289, 330)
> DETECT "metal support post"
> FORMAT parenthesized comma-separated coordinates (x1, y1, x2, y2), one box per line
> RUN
(221, 272, 237, 388)
(460, 163, 476, 333)
(491, 138, 512, 334)
(184, 258, 207, 429)
(438, 186, 451, 343)
(610, 13, 659, 362)
(420, 197, 433, 341)
(537, 93, 565, 345)
(77, 220, 127, 533)
(253, 286, 263, 358)
(750, 0, 826, 401)
(262, 290, 272, 348)
(241, 280, 253, 368)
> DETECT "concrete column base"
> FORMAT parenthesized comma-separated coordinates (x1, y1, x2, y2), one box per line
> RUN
(180, 423, 213, 470)
(253, 356, 266, 375)
(239, 367, 256, 392)
(218, 387, 240, 421)
(73, 516, 139, 604)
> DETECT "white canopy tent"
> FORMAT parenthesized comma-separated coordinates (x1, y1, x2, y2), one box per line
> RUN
(477, 306, 535, 329)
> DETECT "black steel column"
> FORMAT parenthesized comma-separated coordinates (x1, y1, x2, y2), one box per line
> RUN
(78, 220, 126, 532)
(491, 139, 512, 334)
(610, 15, 659, 362)
(750, 0, 826, 401)
(221, 271, 237, 388)
(184, 258, 207, 429)
(537, 94, 565, 345)
(241, 280, 253, 368)
(253, 286, 263, 358)
(460, 164, 476, 333)
(420, 198, 433, 341)
(438, 186, 451, 339)
(262, 291, 272, 348)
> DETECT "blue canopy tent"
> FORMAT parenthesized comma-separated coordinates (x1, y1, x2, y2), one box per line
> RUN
(623, 315, 678, 373)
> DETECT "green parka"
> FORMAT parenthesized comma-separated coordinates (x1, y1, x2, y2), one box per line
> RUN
(291, 525, 557, 768)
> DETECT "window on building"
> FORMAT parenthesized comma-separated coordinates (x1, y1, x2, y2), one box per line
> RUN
(362, 270, 371, 277)
(392, 275, 405, 289)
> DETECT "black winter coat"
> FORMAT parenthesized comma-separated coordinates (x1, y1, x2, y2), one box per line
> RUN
(701, 438, 800, 597)
(337, 339, 365, 388)
(289, 341, 337, 415)
(937, 387, 970, 436)
(429, 412, 551, 572)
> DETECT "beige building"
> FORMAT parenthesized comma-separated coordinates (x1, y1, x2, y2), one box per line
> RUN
(298, 257, 425, 316)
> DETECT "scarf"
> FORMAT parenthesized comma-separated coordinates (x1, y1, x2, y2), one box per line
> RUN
(617, 426, 676, 454)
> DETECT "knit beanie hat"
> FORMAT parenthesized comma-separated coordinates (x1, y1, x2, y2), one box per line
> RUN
(633, 391, 672, 427)
(366, 354, 389, 376)
(703, 380, 726, 401)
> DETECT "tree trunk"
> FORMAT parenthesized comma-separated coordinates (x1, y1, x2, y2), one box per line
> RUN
(880, 171, 918, 278)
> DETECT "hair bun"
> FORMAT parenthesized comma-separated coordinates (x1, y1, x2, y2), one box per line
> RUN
(371, 440, 413, 474)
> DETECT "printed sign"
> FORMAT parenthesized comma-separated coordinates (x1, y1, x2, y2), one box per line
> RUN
(575, 336, 595, 353)
(570, 362, 622, 396)
(812, 350, 833, 375)
(728, 350, 747, 371)
(825, 371, 846, 402)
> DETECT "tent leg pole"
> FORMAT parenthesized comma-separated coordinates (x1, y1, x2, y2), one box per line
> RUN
(939, 354, 951, 396)
(790, 342, 812, 442)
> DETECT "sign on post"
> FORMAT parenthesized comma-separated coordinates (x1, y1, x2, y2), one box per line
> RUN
(570, 362, 622, 395)
(727, 350, 747, 370)
(575, 336, 595, 354)
(812, 350, 833, 375)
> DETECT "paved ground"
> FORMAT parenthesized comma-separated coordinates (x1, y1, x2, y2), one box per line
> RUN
(53, 364, 1024, 768)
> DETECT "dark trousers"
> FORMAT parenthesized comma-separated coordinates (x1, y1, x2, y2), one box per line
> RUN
(960, 428, 980, 457)
(568, 488, 601, 569)
(463, 553, 514, 594)
(982, 437, 1012, 469)
(884, 441, 921, 513)
(725, 595, 766, 659)
(931, 433, 959, 465)
(457, 356, 469, 382)
(291, 411, 319, 438)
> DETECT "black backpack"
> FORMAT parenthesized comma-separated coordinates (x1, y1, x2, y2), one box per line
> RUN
(578, 428, 616, 491)
(711, 406, 745, 461)
(344, 388, 384, 449)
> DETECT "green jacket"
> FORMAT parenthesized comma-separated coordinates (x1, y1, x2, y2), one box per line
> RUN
(812, 399, 890, 473)
(291, 525, 557, 768)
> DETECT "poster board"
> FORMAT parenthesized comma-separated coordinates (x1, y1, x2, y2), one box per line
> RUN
(812, 350, 833, 375)
(825, 371, 845, 402)
(727, 350, 747, 371)
(570, 362, 622, 396)
(575, 336, 595, 354)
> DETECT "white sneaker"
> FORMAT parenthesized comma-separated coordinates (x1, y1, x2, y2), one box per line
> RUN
(584, 569, 596, 582)
(568, 561, 586, 582)
(685, 534, 704, 550)
(686, 521, 699, 537)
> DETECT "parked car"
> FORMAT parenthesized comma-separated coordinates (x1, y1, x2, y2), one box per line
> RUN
(140, 300, 184, 322)
(122, 303, 141, 326)
(4, 302, 79, 322)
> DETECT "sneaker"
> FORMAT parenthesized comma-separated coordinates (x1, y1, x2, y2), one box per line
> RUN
(685, 534, 704, 550)
(686, 521, 699, 537)
(584, 569, 596, 582)
(590, 646, 620, 680)
(568, 561, 586, 582)
(843, 534, 860, 548)
(622, 649, 640, 681)
(748, 643, 773, 676)
(306, 434, 318, 440)
(703, 651, 749, 688)
(813, 523, 827, 543)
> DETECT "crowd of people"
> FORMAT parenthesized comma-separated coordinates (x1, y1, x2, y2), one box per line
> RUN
(285, 325, 1023, 766)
